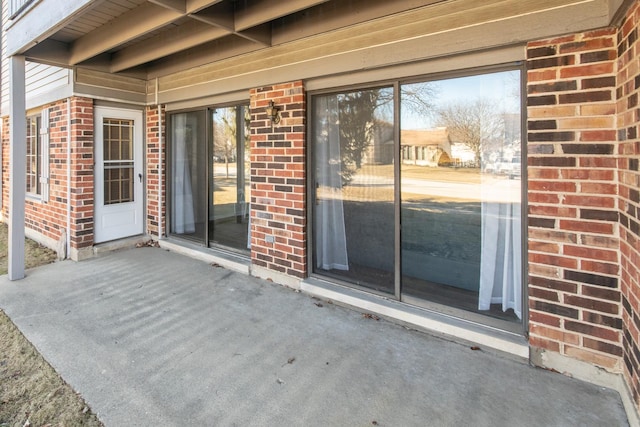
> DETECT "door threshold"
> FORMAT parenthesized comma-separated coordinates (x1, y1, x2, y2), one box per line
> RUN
(301, 277, 529, 360)
(90, 235, 148, 258)
(159, 238, 250, 274)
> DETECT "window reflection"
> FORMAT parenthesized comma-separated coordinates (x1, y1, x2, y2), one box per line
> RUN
(313, 87, 395, 295)
(312, 70, 523, 324)
(400, 71, 522, 322)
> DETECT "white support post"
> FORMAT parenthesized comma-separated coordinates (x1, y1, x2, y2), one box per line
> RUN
(9, 56, 26, 280)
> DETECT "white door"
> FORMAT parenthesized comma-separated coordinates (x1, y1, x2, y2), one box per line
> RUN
(94, 107, 144, 243)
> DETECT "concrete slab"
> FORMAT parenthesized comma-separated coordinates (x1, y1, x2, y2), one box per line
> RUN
(0, 247, 629, 426)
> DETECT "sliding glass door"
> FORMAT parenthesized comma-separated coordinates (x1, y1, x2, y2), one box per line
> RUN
(169, 105, 250, 253)
(313, 88, 395, 295)
(169, 110, 207, 243)
(400, 72, 522, 322)
(312, 69, 523, 326)
(210, 106, 251, 251)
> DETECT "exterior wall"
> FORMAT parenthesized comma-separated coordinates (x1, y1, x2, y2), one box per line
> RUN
(1, 96, 94, 258)
(617, 0, 640, 406)
(249, 82, 306, 279)
(24, 100, 69, 252)
(65, 97, 94, 258)
(526, 29, 623, 371)
(145, 105, 166, 239)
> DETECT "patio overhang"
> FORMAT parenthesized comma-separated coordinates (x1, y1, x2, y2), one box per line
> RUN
(5, 0, 630, 81)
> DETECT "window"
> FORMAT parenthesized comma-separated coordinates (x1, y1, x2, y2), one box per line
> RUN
(25, 109, 50, 201)
(26, 115, 41, 196)
(311, 68, 523, 329)
(103, 118, 135, 205)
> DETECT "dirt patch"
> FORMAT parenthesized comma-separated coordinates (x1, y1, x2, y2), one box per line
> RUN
(0, 224, 103, 426)
(0, 223, 58, 275)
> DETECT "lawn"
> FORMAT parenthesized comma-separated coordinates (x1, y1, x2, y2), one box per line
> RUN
(0, 224, 103, 427)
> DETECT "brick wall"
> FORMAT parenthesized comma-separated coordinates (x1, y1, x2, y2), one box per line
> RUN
(1, 97, 94, 255)
(146, 105, 166, 238)
(249, 81, 307, 278)
(24, 100, 71, 246)
(527, 29, 623, 371)
(617, 0, 640, 406)
(67, 97, 95, 252)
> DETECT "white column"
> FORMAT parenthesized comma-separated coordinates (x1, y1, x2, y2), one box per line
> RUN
(9, 56, 26, 280)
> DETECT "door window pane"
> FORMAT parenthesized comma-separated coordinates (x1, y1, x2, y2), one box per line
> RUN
(313, 87, 395, 295)
(169, 111, 207, 243)
(400, 70, 522, 322)
(103, 118, 134, 205)
(210, 105, 251, 251)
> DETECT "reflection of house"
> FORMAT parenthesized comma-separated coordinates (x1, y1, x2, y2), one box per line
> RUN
(400, 128, 452, 166)
(450, 143, 476, 166)
(364, 121, 394, 164)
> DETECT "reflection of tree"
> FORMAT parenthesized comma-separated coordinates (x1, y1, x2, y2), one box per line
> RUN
(337, 91, 378, 183)
(214, 109, 235, 178)
(436, 99, 505, 165)
(214, 108, 250, 179)
(336, 84, 436, 184)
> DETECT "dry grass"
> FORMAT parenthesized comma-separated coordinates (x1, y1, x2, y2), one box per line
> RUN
(0, 224, 58, 276)
(0, 311, 103, 427)
(0, 224, 103, 427)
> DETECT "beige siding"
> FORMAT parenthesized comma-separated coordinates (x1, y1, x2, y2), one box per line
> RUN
(1, 61, 70, 114)
(25, 62, 70, 99)
(1, 1, 71, 115)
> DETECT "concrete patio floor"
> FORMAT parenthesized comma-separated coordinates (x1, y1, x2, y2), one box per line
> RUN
(0, 246, 629, 426)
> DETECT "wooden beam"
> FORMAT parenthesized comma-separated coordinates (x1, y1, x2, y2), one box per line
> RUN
(110, 21, 230, 72)
(237, 23, 272, 46)
(186, 0, 225, 14)
(8, 56, 26, 281)
(190, 1, 234, 31)
(146, 36, 261, 79)
(24, 39, 71, 68)
(235, 0, 330, 31)
(69, 2, 182, 65)
(148, 0, 186, 13)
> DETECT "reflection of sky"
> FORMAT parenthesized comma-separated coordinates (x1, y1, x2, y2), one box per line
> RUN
(402, 70, 521, 130)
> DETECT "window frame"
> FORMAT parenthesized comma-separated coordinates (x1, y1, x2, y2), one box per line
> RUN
(25, 114, 41, 198)
(25, 108, 50, 202)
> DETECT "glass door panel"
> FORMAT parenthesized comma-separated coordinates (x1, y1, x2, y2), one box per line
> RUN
(209, 105, 251, 251)
(169, 110, 207, 244)
(103, 119, 134, 205)
(313, 88, 395, 295)
(400, 71, 522, 322)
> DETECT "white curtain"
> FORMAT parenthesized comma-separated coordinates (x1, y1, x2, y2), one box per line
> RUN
(315, 96, 349, 271)
(171, 113, 196, 234)
(478, 186, 522, 319)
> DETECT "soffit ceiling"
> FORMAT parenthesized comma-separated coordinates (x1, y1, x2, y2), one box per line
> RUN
(18, 0, 630, 80)
(21, 0, 448, 78)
